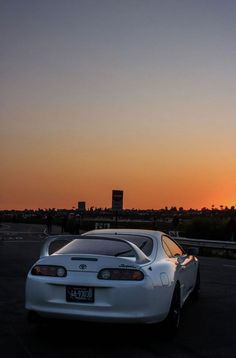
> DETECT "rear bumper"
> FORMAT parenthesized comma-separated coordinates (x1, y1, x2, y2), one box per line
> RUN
(25, 274, 171, 324)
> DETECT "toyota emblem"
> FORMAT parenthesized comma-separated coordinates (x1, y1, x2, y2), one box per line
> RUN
(79, 264, 87, 270)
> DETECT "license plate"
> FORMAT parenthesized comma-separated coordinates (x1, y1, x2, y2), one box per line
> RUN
(66, 286, 94, 303)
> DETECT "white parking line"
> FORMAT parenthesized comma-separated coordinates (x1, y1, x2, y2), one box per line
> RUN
(223, 265, 236, 269)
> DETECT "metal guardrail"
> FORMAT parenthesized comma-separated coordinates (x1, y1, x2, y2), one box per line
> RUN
(173, 237, 236, 250)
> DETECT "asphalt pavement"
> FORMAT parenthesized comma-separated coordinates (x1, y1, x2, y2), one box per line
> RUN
(0, 223, 235, 358)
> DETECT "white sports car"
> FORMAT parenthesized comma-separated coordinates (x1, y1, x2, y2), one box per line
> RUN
(25, 229, 200, 330)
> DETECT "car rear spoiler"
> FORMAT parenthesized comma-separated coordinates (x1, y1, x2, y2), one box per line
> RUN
(40, 235, 150, 264)
(40, 235, 79, 258)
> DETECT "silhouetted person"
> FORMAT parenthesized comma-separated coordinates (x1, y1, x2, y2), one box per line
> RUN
(73, 214, 81, 235)
(152, 216, 158, 230)
(61, 214, 68, 233)
(46, 213, 53, 234)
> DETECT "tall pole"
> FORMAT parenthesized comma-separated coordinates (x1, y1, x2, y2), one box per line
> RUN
(115, 210, 118, 228)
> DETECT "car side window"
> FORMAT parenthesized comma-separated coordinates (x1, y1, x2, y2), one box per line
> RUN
(162, 240, 172, 257)
(162, 236, 185, 257)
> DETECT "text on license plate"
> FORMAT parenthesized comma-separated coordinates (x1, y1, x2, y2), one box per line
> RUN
(66, 286, 94, 303)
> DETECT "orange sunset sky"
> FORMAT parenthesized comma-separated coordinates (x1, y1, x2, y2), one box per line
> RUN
(1, 1, 236, 210)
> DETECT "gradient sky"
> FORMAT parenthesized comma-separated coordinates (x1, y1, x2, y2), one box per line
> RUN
(1, 0, 236, 210)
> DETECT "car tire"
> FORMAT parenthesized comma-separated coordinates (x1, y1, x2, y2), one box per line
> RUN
(164, 283, 181, 334)
(191, 268, 200, 300)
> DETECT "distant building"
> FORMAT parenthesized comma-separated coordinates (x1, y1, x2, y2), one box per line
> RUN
(78, 201, 86, 211)
(112, 190, 123, 211)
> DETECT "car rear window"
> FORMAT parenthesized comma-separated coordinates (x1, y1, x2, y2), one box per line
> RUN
(56, 235, 153, 257)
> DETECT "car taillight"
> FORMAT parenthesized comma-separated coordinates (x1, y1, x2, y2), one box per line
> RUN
(97, 269, 144, 281)
(31, 265, 67, 277)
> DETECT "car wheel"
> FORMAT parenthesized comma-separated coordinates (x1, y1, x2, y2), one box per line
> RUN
(191, 268, 200, 300)
(164, 284, 181, 334)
